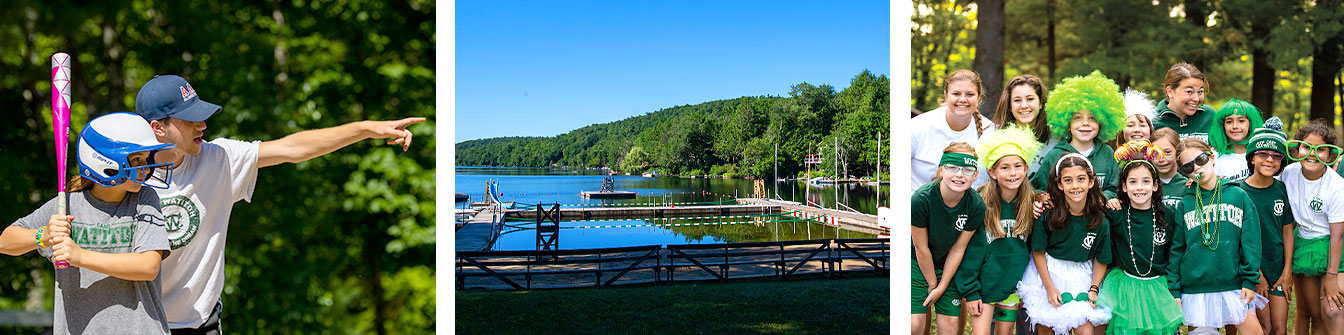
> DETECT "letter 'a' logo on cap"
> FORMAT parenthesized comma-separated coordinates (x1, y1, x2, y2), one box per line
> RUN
(180, 84, 197, 102)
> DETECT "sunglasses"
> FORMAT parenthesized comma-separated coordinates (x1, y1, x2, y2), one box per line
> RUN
(1252, 151, 1286, 162)
(1059, 292, 1091, 304)
(1178, 152, 1212, 175)
(1287, 140, 1343, 165)
(942, 165, 978, 177)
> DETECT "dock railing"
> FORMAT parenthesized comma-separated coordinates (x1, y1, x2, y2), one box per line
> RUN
(457, 238, 889, 290)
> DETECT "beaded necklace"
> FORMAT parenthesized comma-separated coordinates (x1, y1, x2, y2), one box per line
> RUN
(1126, 206, 1158, 276)
(1192, 178, 1224, 250)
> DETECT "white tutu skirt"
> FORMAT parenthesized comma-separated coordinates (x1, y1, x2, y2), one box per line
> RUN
(1180, 290, 1269, 328)
(1017, 254, 1112, 333)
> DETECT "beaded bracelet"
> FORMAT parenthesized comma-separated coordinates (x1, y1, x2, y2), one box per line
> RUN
(34, 227, 47, 248)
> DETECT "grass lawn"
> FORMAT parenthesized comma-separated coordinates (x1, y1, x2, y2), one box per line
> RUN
(926, 292, 1320, 334)
(456, 274, 889, 335)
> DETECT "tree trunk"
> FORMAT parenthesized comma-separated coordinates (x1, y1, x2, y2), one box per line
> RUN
(1310, 36, 1342, 123)
(101, 15, 126, 113)
(974, 0, 1006, 119)
(1251, 18, 1275, 120)
(1047, 0, 1056, 83)
(1184, 0, 1209, 71)
(364, 219, 388, 335)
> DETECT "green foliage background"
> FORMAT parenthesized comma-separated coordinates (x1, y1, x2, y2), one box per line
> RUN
(456, 70, 891, 180)
(0, 1, 435, 333)
(912, 0, 1344, 131)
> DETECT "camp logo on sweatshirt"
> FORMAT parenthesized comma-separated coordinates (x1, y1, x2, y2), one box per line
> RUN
(1311, 197, 1324, 213)
(1154, 226, 1167, 246)
(1082, 232, 1097, 250)
(955, 214, 969, 231)
(1163, 196, 1181, 210)
(1182, 203, 1245, 230)
(1179, 133, 1210, 143)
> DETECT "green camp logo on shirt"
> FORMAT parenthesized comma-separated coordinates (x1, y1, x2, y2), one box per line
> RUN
(161, 195, 202, 250)
(1154, 227, 1167, 246)
(1163, 197, 1181, 210)
(1082, 232, 1097, 250)
(70, 220, 136, 251)
(1311, 197, 1324, 213)
(955, 214, 969, 231)
(1274, 200, 1285, 216)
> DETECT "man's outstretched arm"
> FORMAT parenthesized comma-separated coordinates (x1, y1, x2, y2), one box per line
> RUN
(258, 117, 427, 168)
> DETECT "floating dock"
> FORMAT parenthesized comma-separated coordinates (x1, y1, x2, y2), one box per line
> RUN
(579, 191, 637, 199)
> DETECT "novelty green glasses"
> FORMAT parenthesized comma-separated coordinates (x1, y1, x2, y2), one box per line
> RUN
(1287, 140, 1343, 166)
(1059, 292, 1092, 304)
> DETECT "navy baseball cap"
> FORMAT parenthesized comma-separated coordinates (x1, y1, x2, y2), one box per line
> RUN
(134, 75, 221, 122)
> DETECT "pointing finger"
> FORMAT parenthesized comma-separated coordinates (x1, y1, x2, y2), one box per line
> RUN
(397, 117, 427, 128)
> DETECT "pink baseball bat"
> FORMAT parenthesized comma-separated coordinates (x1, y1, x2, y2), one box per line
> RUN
(51, 52, 70, 270)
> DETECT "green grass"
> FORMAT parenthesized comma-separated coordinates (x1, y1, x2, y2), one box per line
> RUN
(456, 274, 890, 335)
(929, 294, 1313, 334)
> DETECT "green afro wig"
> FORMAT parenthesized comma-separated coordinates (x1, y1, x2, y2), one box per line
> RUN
(1045, 70, 1126, 143)
(1209, 98, 1265, 155)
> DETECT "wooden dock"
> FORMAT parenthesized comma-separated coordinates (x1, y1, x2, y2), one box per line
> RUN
(456, 205, 505, 252)
(505, 204, 778, 220)
(736, 198, 887, 235)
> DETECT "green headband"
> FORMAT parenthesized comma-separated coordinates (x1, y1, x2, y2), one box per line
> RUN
(939, 152, 978, 168)
(1118, 159, 1156, 174)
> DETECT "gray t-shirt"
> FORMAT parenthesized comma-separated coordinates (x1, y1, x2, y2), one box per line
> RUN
(11, 190, 170, 335)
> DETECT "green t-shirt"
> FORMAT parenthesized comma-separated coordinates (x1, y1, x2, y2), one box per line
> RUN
(1167, 181, 1262, 295)
(1030, 211, 1112, 263)
(1107, 206, 1175, 277)
(1030, 141, 1120, 200)
(1152, 99, 1217, 143)
(1234, 179, 1293, 282)
(912, 179, 986, 269)
(957, 199, 1033, 302)
(1160, 174, 1190, 212)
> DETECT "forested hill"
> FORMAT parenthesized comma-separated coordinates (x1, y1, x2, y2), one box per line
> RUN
(456, 70, 890, 179)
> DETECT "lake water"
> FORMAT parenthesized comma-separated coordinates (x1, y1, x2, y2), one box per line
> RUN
(455, 166, 888, 250)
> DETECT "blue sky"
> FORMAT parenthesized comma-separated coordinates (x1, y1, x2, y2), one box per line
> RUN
(455, 1, 889, 142)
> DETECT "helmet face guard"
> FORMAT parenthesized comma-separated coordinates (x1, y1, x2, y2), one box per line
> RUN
(77, 112, 176, 189)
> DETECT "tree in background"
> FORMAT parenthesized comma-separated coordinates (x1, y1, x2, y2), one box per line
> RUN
(0, 1, 435, 334)
(913, 0, 1344, 130)
(455, 71, 889, 180)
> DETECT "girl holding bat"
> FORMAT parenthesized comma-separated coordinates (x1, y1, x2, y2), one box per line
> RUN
(0, 112, 176, 335)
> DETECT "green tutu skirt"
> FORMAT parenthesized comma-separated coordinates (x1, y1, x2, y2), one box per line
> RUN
(1096, 270, 1183, 335)
(1292, 232, 1344, 276)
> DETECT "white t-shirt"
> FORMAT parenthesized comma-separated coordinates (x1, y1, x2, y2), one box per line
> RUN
(1215, 152, 1250, 183)
(153, 138, 260, 328)
(1281, 162, 1344, 239)
(910, 106, 994, 192)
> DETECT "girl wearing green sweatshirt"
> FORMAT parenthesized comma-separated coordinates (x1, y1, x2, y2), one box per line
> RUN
(1096, 141, 1184, 334)
(1019, 153, 1113, 335)
(1152, 62, 1217, 143)
(1168, 138, 1266, 335)
(957, 125, 1044, 335)
(913, 142, 987, 335)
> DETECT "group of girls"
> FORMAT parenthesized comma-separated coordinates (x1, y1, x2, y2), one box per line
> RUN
(912, 62, 1344, 335)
